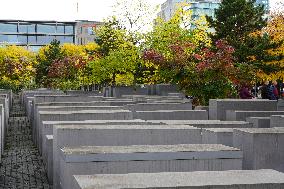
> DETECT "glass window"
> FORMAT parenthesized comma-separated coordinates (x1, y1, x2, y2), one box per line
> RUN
(28, 46, 41, 52)
(37, 24, 56, 33)
(57, 25, 64, 33)
(56, 36, 65, 43)
(0, 23, 17, 33)
(28, 36, 36, 44)
(87, 27, 94, 35)
(7, 35, 18, 43)
(18, 35, 27, 43)
(18, 25, 28, 33)
(27, 24, 36, 33)
(65, 25, 74, 34)
(0, 35, 7, 42)
(37, 35, 55, 45)
(64, 36, 74, 43)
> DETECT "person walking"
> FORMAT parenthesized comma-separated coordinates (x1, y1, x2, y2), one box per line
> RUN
(260, 81, 269, 99)
(268, 80, 279, 100)
(239, 85, 253, 99)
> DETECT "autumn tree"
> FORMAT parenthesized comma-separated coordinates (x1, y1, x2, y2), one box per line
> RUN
(257, 12, 284, 80)
(35, 39, 63, 87)
(0, 46, 37, 91)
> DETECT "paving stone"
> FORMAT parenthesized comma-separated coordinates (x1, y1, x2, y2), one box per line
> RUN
(0, 95, 52, 189)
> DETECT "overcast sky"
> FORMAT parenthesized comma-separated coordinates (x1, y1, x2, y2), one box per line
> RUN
(0, 0, 281, 22)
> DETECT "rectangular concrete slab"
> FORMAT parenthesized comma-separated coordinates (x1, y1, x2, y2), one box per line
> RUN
(233, 128, 284, 171)
(52, 124, 202, 189)
(35, 110, 132, 146)
(227, 110, 284, 121)
(202, 128, 234, 147)
(150, 120, 252, 128)
(60, 144, 242, 189)
(40, 120, 164, 161)
(246, 117, 270, 128)
(209, 99, 277, 120)
(134, 110, 208, 120)
(71, 169, 284, 189)
(270, 115, 284, 128)
(126, 102, 192, 111)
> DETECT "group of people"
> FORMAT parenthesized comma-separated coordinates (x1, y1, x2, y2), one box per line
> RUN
(239, 81, 283, 100)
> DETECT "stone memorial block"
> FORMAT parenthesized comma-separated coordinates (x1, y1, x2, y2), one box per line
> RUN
(246, 117, 270, 128)
(126, 102, 192, 111)
(150, 120, 252, 128)
(52, 124, 202, 188)
(35, 110, 132, 146)
(227, 110, 284, 121)
(202, 128, 234, 146)
(278, 100, 284, 111)
(233, 128, 284, 171)
(60, 144, 242, 189)
(71, 169, 284, 189)
(209, 99, 277, 120)
(40, 119, 163, 157)
(134, 110, 208, 120)
(270, 115, 284, 128)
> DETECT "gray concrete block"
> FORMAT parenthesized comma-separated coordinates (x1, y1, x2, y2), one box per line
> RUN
(209, 99, 278, 120)
(271, 115, 284, 128)
(126, 102, 192, 111)
(227, 110, 284, 121)
(35, 110, 132, 148)
(44, 135, 53, 184)
(202, 128, 234, 146)
(71, 169, 284, 189)
(246, 117, 271, 128)
(233, 128, 284, 171)
(60, 144, 242, 189)
(150, 120, 253, 128)
(134, 110, 208, 120)
(40, 119, 164, 158)
(52, 124, 202, 188)
(278, 100, 284, 111)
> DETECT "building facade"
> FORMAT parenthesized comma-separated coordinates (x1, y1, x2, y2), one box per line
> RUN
(158, 0, 221, 22)
(0, 20, 101, 51)
(158, 0, 270, 23)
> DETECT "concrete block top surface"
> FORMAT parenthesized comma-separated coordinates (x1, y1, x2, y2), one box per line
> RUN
(247, 117, 270, 120)
(39, 110, 131, 115)
(150, 120, 248, 124)
(43, 119, 146, 125)
(73, 169, 284, 189)
(202, 128, 234, 132)
(135, 110, 205, 113)
(61, 144, 242, 162)
(54, 124, 199, 130)
(46, 135, 53, 140)
(234, 127, 284, 134)
(62, 144, 240, 155)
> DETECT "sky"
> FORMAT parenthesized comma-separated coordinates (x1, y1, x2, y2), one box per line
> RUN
(0, 0, 281, 22)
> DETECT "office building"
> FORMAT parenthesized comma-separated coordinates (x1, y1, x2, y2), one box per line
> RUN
(158, 0, 270, 23)
(0, 20, 101, 51)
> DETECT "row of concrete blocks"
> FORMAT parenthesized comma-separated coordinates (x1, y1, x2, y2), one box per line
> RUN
(0, 89, 12, 162)
(21, 90, 284, 188)
(42, 123, 284, 189)
(246, 115, 284, 128)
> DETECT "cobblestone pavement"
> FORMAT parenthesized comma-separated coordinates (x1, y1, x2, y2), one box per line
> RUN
(0, 95, 52, 189)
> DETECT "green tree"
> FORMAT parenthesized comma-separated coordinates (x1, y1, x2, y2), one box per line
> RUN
(206, 0, 282, 79)
(35, 39, 63, 86)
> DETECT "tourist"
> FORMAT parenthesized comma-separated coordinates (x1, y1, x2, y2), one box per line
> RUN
(268, 80, 279, 100)
(239, 85, 253, 99)
(260, 81, 269, 99)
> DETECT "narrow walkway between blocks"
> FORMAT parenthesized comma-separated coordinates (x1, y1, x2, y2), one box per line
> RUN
(0, 95, 51, 189)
